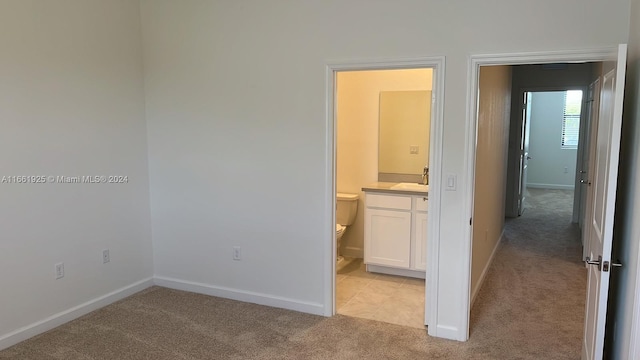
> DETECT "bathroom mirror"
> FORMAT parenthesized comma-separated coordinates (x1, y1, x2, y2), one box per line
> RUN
(378, 90, 431, 182)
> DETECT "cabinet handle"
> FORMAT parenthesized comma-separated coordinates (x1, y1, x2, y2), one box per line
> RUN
(423, 197, 428, 201)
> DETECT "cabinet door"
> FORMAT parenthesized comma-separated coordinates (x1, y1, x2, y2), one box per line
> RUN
(365, 209, 411, 268)
(413, 212, 428, 271)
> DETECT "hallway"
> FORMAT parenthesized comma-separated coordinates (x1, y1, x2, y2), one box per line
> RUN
(469, 188, 586, 357)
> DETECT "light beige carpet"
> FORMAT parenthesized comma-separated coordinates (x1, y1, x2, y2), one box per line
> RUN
(468, 188, 586, 359)
(0, 189, 585, 359)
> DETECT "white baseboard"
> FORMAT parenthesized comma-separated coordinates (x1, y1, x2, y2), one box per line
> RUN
(153, 276, 325, 316)
(342, 246, 363, 258)
(366, 264, 426, 279)
(429, 324, 461, 341)
(470, 230, 504, 307)
(0, 277, 154, 351)
(527, 183, 575, 190)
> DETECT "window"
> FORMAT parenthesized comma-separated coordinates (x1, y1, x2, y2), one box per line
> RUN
(562, 90, 582, 150)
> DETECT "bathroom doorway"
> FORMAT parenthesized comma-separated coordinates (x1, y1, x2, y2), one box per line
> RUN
(326, 58, 445, 334)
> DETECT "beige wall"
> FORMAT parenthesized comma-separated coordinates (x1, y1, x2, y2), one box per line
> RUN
(471, 66, 512, 300)
(336, 69, 432, 257)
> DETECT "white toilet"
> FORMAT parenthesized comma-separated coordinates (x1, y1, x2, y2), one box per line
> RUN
(336, 192, 359, 262)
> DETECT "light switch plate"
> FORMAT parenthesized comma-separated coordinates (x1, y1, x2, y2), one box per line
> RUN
(445, 174, 457, 191)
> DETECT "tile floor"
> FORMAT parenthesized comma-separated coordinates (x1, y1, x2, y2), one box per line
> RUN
(336, 258, 426, 329)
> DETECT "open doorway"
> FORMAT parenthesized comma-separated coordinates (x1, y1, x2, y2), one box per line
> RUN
(469, 65, 593, 307)
(519, 90, 584, 213)
(518, 89, 587, 208)
(466, 45, 627, 359)
(334, 68, 431, 329)
(325, 57, 445, 336)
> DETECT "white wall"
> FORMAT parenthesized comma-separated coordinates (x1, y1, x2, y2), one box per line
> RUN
(608, 0, 640, 357)
(526, 92, 578, 189)
(140, 0, 631, 339)
(0, 0, 153, 348)
(336, 70, 431, 258)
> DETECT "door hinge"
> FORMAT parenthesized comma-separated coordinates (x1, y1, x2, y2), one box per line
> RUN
(470, 218, 472, 226)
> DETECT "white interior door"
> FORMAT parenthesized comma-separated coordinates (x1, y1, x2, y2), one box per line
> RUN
(581, 79, 601, 261)
(575, 86, 592, 225)
(518, 92, 532, 216)
(582, 44, 627, 360)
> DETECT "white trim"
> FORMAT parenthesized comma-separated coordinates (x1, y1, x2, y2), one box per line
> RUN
(470, 230, 504, 307)
(0, 278, 153, 351)
(428, 56, 446, 336)
(468, 48, 617, 67)
(366, 264, 426, 279)
(324, 63, 337, 316)
(434, 325, 460, 340)
(526, 183, 575, 190)
(462, 47, 619, 341)
(342, 246, 363, 258)
(154, 276, 324, 315)
(325, 56, 446, 335)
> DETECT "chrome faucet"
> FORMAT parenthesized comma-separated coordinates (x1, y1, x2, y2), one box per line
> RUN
(422, 166, 429, 185)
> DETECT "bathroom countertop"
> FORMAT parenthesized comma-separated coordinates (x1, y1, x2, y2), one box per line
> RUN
(362, 182, 429, 196)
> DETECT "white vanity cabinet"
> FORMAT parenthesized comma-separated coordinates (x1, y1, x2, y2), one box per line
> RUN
(364, 191, 428, 278)
(413, 196, 429, 271)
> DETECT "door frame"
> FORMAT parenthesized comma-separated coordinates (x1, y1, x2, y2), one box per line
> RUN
(462, 47, 619, 340)
(324, 56, 445, 335)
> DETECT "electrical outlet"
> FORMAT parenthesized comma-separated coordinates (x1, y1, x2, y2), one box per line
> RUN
(102, 249, 110, 264)
(409, 145, 419, 154)
(233, 246, 241, 260)
(564, 167, 569, 173)
(55, 263, 64, 279)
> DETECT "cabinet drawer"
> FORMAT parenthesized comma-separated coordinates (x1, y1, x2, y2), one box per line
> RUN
(366, 193, 411, 210)
(414, 196, 429, 212)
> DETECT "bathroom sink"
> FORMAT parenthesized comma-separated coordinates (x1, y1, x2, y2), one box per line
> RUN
(390, 183, 429, 192)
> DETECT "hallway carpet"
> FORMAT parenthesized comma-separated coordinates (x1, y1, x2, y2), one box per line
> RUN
(0, 189, 585, 359)
(469, 188, 586, 357)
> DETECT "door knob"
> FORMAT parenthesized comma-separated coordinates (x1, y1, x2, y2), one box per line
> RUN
(586, 256, 602, 270)
(586, 256, 601, 265)
(603, 260, 623, 272)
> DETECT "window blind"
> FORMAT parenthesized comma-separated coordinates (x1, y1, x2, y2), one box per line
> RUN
(562, 91, 582, 150)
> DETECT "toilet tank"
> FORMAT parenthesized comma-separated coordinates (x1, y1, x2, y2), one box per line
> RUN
(336, 192, 359, 226)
